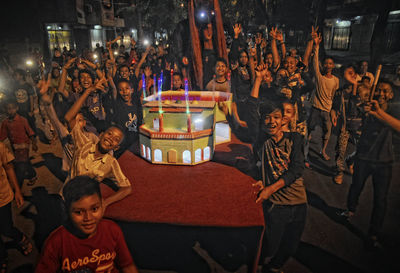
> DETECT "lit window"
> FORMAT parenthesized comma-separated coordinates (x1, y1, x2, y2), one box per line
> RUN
(146, 147, 151, 161)
(204, 147, 210, 160)
(153, 118, 160, 131)
(141, 144, 145, 157)
(195, 149, 202, 163)
(154, 149, 162, 162)
(183, 150, 191, 164)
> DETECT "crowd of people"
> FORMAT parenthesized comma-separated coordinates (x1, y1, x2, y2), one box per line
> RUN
(0, 20, 400, 273)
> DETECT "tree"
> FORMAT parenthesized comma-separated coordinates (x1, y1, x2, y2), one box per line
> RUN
(120, 0, 187, 42)
(368, 0, 393, 70)
(219, 0, 257, 31)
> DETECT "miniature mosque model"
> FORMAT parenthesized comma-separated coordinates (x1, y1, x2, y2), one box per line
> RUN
(139, 84, 231, 166)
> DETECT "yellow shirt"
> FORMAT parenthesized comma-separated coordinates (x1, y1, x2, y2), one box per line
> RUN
(0, 142, 16, 207)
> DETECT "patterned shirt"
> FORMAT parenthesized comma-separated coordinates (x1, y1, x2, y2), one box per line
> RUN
(67, 123, 130, 188)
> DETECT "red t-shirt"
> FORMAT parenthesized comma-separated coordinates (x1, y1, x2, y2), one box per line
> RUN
(0, 114, 34, 145)
(35, 219, 133, 273)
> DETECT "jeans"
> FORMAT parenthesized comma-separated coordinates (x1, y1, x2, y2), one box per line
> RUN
(347, 159, 392, 236)
(261, 202, 307, 269)
(0, 202, 23, 261)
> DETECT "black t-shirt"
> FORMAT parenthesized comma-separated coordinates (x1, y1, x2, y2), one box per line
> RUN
(53, 92, 71, 120)
(14, 83, 35, 115)
(232, 66, 252, 103)
(109, 93, 143, 142)
(357, 104, 399, 163)
(113, 76, 139, 97)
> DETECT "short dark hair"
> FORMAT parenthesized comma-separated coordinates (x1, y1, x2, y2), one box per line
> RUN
(78, 69, 95, 83)
(118, 64, 129, 72)
(259, 99, 283, 120)
(14, 69, 26, 80)
(117, 78, 133, 89)
(63, 176, 101, 212)
(172, 72, 183, 79)
(324, 56, 335, 63)
(378, 79, 393, 92)
(4, 99, 18, 110)
(215, 57, 228, 67)
(343, 83, 352, 90)
(361, 76, 371, 82)
(107, 125, 125, 144)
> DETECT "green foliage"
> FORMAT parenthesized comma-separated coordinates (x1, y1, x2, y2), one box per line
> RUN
(219, 0, 256, 26)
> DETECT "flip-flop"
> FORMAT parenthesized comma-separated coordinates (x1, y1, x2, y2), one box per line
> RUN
(27, 177, 37, 186)
(320, 152, 330, 161)
(16, 235, 33, 256)
(0, 260, 7, 273)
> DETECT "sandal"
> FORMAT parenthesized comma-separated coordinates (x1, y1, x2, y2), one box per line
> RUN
(320, 152, 330, 161)
(27, 177, 37, 186)
(16, 235, 33, 256)
(0, 259, 7, 273)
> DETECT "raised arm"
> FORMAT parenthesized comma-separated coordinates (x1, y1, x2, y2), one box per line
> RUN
(312, 31, 322, 77)
(250, 64, 268, 99)
(64, 78, 106, 128)
(106, 36, 120, 72)
(302, 39, 313, 68)
(58, 58, 76, 98)
(127, 37, 137, 65)
(269, 27, 281, 70)
(107, 73, 117, 100)
(275, 30, 286, 62)
(134, 46, 151, 79)
(230, 23, 242, 62)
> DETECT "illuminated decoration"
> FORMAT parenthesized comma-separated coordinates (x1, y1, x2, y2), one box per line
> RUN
(142, 73, 146, 99)
(154, 149, 162, 162)
(195, 148, 202, 163)
(139, 91, 231, 165)
(26, 60, 33, 66)
(170, 69, 174, 90)
(183, 150, 191, 164)
(335, 19, 351, 27)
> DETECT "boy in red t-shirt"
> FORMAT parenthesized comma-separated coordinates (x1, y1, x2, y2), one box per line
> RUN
(35, 176, 139, 273)
(0, 100, 38, 187)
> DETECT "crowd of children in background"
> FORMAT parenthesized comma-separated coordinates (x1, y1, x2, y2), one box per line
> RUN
(0, 21, 400, 273)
